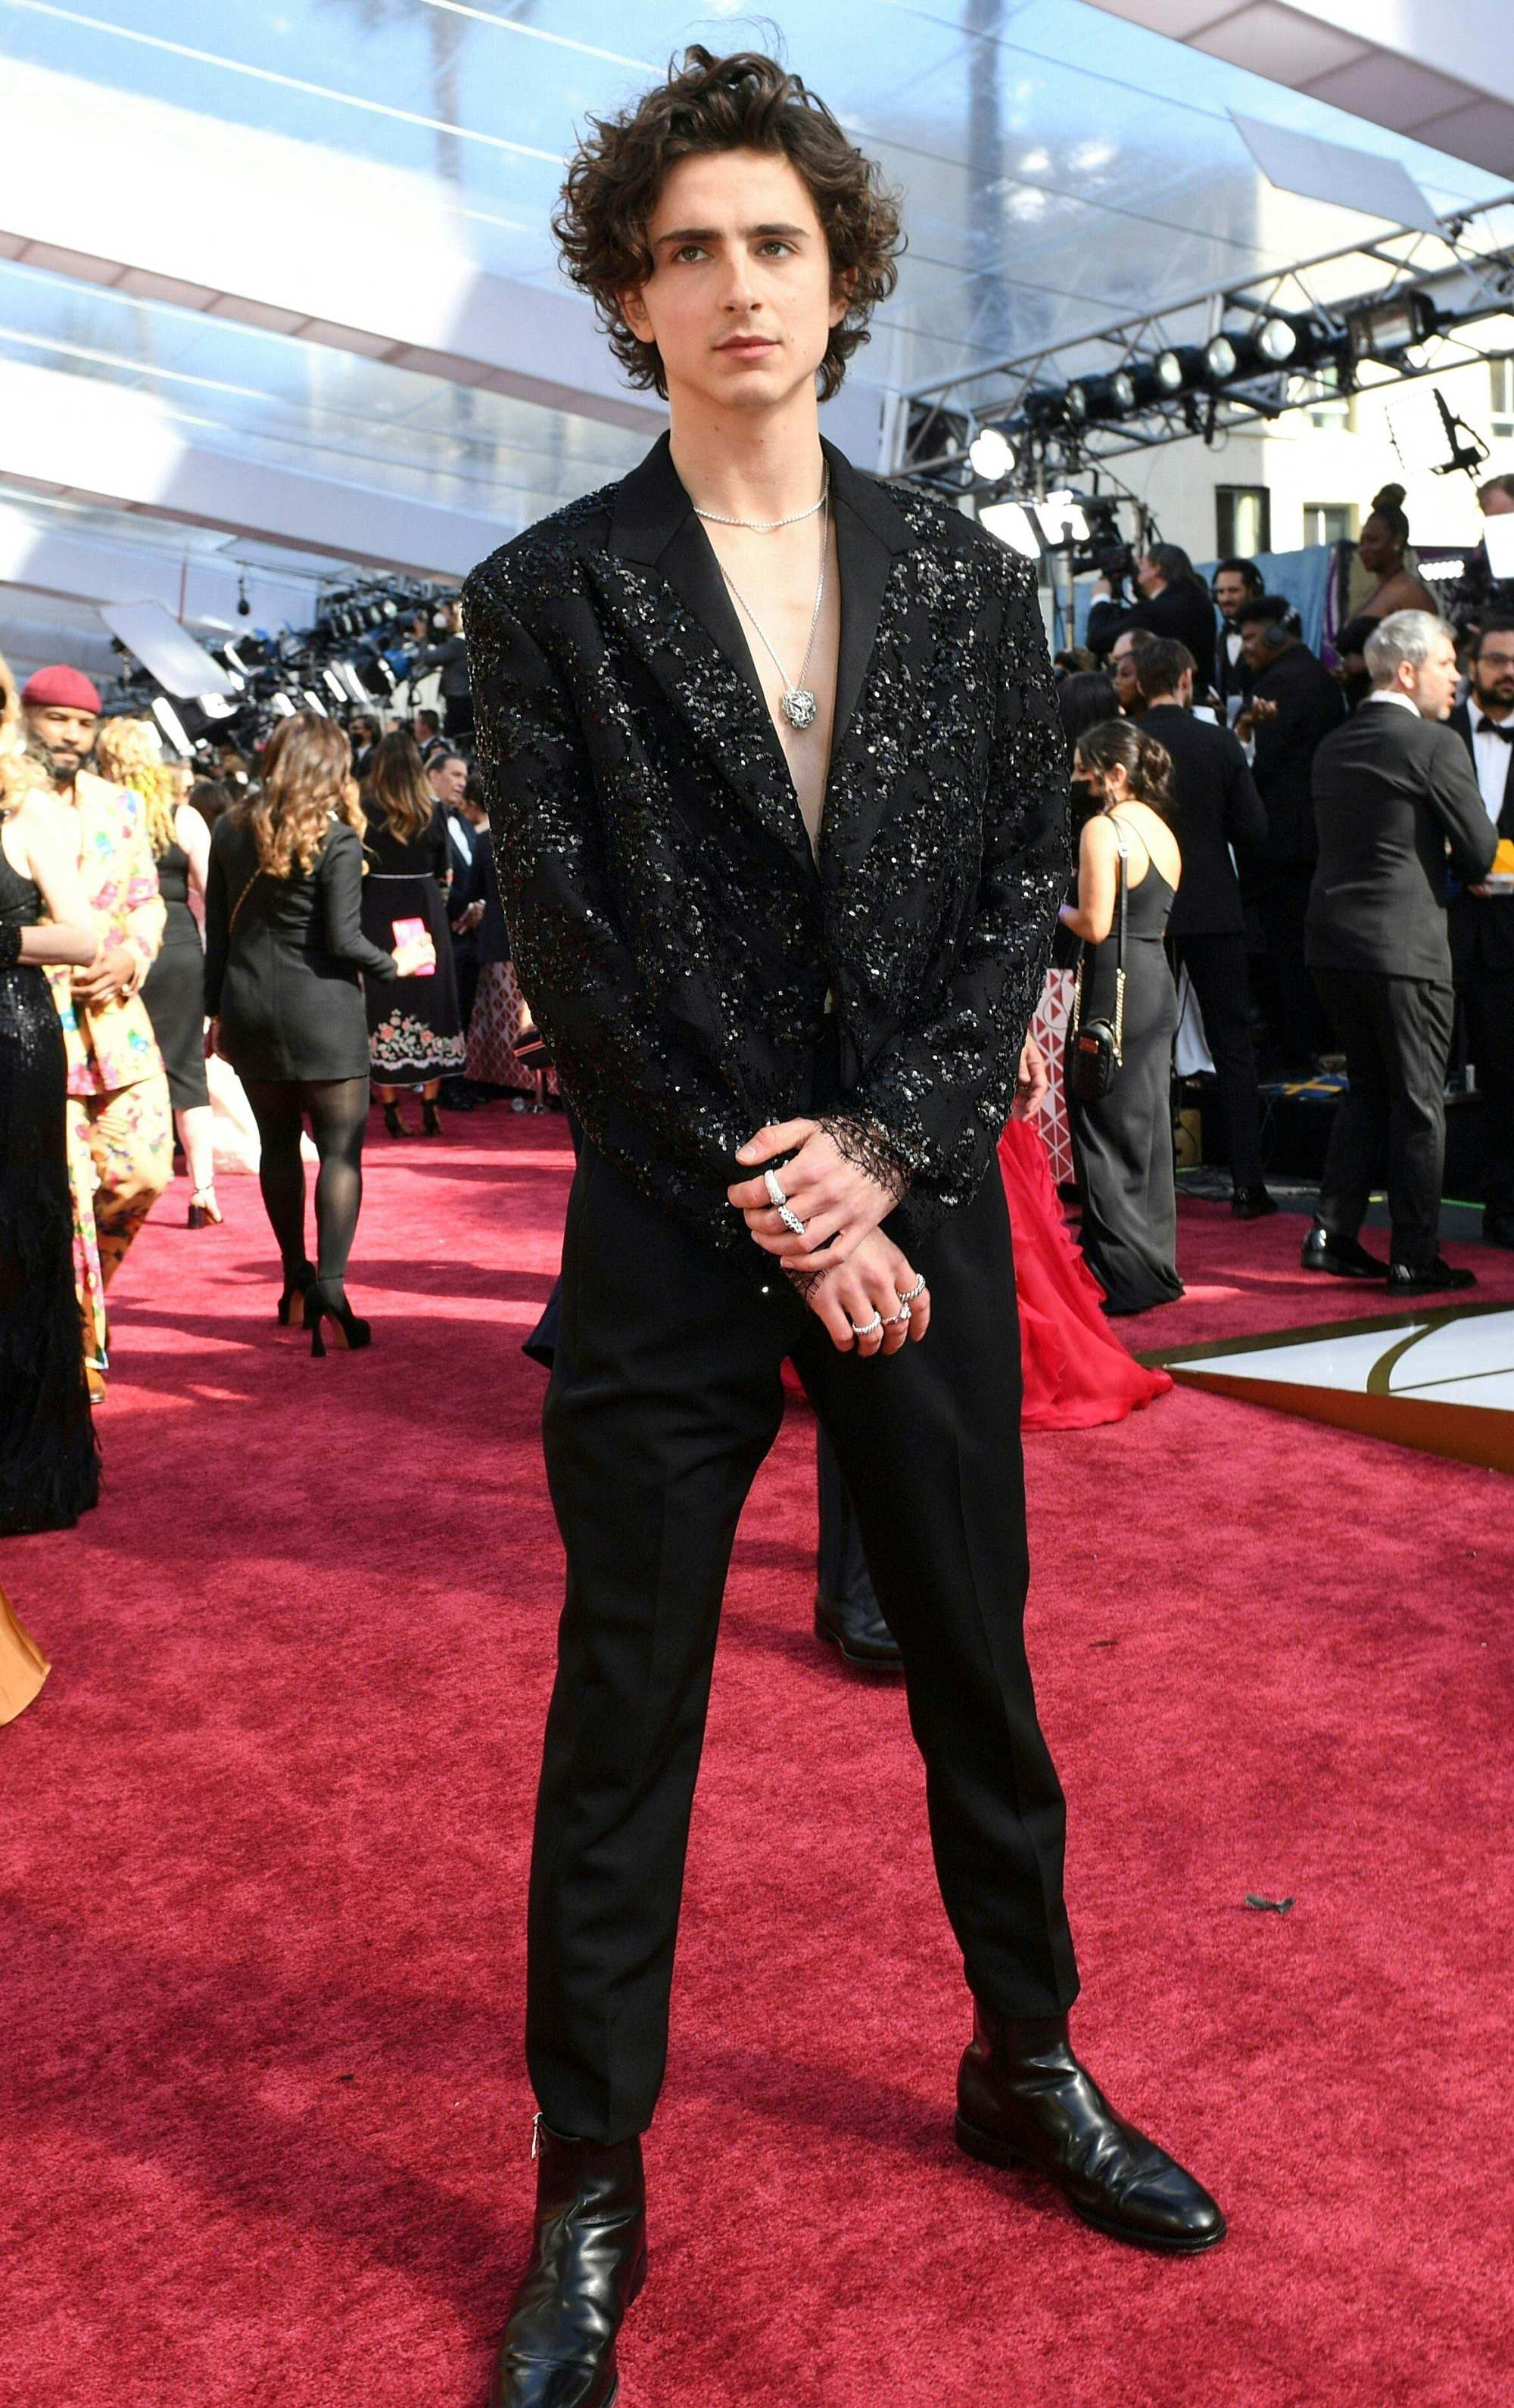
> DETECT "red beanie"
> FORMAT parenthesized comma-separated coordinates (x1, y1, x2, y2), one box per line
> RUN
(21, 664, 102, 712)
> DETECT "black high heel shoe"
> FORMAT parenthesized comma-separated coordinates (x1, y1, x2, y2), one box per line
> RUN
(307, 1283, 372, 1359)
(382, 1101, 406, 1138)
(276, 1263, 317, 1327)
(421, 1097, 441, 1137)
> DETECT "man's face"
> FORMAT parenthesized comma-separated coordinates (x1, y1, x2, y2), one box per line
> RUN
(1472, 630, 1514, 716)
(1238, 618, 1270, 672)
(1404, 633, 1459, 720)
(621, 147, 849, 418)
(430, 756, 467, 807)
(23, 702, 98, 782)
(1111, 635, 1142, 712)
(1214, 570, 1250, 622)
(1135, 553, 1163, 596)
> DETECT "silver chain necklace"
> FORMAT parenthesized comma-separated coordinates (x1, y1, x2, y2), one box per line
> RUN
(712, 488, 829, 731)
(693, 478, 828, 533)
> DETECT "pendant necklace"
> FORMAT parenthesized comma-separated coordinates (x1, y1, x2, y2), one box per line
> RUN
(709, 486, 829, 731)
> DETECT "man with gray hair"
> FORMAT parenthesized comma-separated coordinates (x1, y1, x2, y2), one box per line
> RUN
(1302, 611, 1496, 1293)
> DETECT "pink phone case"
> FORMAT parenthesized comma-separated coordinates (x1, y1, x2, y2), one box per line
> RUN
(391, 916, 436, 975)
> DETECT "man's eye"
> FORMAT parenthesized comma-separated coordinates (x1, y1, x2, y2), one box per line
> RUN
(673, 245, 706, 263)
(759, 241, 793, 257)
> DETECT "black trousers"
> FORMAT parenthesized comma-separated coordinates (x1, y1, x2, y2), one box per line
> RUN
(528, 1143, 1080, 2143)
(1464, 970, 1514, 1224)
(1311, 967, 1453, 1268)
(1172, 931, 1264, 1190)
(816, 1425, 874, 1610)
(1248, 860, 1329, 1066)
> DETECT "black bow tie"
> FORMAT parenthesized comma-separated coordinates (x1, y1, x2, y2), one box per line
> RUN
(1476, 717, 1513, 741)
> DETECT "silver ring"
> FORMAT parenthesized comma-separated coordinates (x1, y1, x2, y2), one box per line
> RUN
(849, 1313, 884, 1338)
(882, 1304, 911, 1328)
(895, 1277, 927, 1304)
(763, 1166, 788, 1209)
(778, 1202, 806, 1237)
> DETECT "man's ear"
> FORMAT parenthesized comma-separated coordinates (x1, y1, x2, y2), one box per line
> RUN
(619, 284, 653, 344)
(830, 265, 858, 330)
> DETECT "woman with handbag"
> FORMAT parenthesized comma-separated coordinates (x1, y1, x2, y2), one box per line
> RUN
(358, 732, 466, 1137)
(1061, 720, 1185, 1316)
(204, 714, 403, 1356)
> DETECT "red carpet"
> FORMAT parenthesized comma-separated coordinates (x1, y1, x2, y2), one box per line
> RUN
(4, 1111, 1512, 2408)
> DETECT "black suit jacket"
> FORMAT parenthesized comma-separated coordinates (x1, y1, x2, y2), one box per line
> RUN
(204, 811, 397, 1083)
(463, 433, 1067, 1257)
(1139, 703, 1266, 937)
(1086, 580, 1216, 692)
(1306, 702, 1497, 980)
(1250, 642, 1347, 861)
(1447, 700, 1514, 978)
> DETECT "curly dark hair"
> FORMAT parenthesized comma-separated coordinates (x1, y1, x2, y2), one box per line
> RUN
(1072, 718, 1175, 817)
(553, 47, 904, 403)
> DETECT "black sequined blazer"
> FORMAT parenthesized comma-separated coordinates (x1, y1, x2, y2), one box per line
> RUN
(463, 432, 1068, 1257)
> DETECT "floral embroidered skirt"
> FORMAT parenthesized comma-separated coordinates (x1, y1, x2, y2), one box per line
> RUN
(361, 874, 466, 1086)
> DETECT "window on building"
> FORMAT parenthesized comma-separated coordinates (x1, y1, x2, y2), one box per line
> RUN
(1492, 358, 1513, 440)
(1216, 486, 1271, 558)
(1303, 503, 1357, 548)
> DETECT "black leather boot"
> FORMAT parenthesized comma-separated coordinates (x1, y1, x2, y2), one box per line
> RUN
(814, 1585, 903, 1672)
(488, 2121, 647, 2408)
(955, 2004, 1226, 2254)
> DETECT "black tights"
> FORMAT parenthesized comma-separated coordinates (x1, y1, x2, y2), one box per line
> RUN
(243, 1076, 369, 1304)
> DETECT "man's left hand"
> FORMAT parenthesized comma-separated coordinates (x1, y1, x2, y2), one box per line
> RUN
(70, 944, 134, 1004)
(728, 1116, 899, 1268)
(1011, 1034, 1049, 1120)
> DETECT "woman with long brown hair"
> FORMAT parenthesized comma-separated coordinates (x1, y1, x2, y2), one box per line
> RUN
(1061, 718, 1185, 1315)
(204, 714, 403, 1355)
(358, 730, 464, 1136)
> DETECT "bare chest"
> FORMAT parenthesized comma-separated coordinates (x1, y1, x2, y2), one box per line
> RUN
(702, 518, 840, 857)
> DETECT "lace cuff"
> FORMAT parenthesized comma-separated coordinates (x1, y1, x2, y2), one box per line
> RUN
(817, 1113, 910, 1207)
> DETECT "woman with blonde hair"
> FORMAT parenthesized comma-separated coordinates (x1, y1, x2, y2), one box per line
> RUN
(95, 717, 220, 1226)
(204, 714, 403, 1356)
(359, 729, 464, 1136)
(0, 652, 101, 1582)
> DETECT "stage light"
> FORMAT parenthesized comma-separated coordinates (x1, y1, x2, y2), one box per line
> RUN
(969, 426, 1017, 481)
(1063, 381, 1090, 425)
(1204, 334, 1237, 381)
(978, 500, 1042, 559)
(1064, 370, 1137, 424)
(1033, 490, 1091, 546)
(1348, 291, 1438, 360)
(1154, 349, 1185, 393)
(1256, 313, 1299, 364)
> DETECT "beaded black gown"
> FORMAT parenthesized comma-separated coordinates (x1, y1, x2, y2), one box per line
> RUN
(0, 846, 100, 1533)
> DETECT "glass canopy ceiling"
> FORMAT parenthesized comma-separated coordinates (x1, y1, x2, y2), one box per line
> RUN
(0, 0, 1505, 592)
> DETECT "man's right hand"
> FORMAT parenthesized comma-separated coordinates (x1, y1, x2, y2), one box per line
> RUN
(788, 1227, 930, 1358)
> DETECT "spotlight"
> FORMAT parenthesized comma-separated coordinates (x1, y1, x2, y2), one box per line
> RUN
(1154, 349, 1185, 393)
(1064, 371, 1137, 425)
(1256, 313, 1299, 364)
(969, 426, 1017, 481)
(1063, 381, 1089, 425)
(1347, 291, 1438, 360)
(1033, 490, 1091, 547)
(1204, 334, 1237, 381)
(978, 500, 1042, 560)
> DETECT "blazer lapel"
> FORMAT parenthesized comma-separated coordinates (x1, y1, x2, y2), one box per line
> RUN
(820, 436, 929, 867)
(601, 434, 813, 878)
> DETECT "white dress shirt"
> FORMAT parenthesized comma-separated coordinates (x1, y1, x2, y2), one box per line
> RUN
(1470, 708, 1512, 826)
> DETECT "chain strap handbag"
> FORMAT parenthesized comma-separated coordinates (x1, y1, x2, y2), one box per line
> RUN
(1067, 820, 1127, 1105)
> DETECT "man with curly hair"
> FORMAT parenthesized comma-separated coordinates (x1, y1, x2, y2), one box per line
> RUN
(466, 48, 1224, 2406)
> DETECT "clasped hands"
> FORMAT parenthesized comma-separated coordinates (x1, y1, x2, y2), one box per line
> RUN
(70, 941, 135, 1006)
(723, 1039, 1048, 1358)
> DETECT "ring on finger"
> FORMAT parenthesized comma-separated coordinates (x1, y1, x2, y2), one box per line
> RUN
(777, 1202, 806, 1237)
(882, 1304, 911, 1328)
(763, 1166, 789, 1209)
(895, 1277, 927, 1304)
(849, 1313, 884, 1338)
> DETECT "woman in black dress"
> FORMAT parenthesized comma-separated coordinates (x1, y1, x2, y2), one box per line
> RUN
(204, 715, 402, 1357)
(360, 732, 465, 1137)
(95, 722, 220, 1227)
(1061, 719, 1185, 1316)
(0, 657, 102, 1550)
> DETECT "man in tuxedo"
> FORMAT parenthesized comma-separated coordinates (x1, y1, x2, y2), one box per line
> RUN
(1447, 618, 1514, 1247)
(466, 47, 1224, 2408)
(1136, 638, 1273, 1215)
(429, 748, 487, 1109)
(1235, 597, 1347, 1074)
(1304, 612, 1496, 1293)
(1211, 557, 1262, 720)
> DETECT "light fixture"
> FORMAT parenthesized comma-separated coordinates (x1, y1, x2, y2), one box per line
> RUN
(969, 425, 1017, 481)
(1033, 490, 1091, 547)
(1347, 291, 1438, 360)
(1204, 334, 1237, 381)
(1154, 349, 1185, 392)
(1064, 370, 1137, 424)
(1256, 313, 1299, 364)
(978, 500, 1042, 560)
(1063, 381, 1089, 425)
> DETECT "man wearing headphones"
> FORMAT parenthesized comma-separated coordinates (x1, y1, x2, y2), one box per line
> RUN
(1234, 596, 1346, 1075)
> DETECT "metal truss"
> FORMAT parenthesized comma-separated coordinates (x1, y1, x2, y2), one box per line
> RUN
(895, 193, 1514, 490)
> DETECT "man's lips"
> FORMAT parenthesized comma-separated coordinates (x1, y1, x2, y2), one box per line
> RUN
(718, 336, 777, 353)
